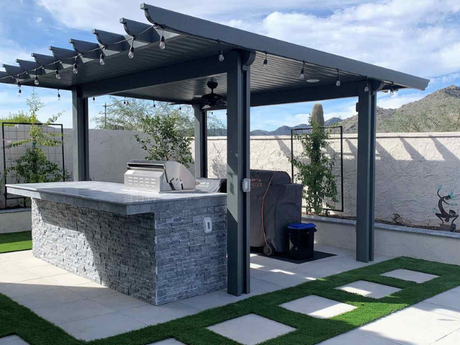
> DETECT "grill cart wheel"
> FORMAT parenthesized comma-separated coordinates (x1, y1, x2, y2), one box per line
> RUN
(263, 243, 275, 256)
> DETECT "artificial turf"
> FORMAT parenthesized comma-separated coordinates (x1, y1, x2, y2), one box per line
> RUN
(1, 256, 460, 345)
(0, 231, 32, 254)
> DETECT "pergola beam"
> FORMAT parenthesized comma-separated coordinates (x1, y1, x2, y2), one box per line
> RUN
(193, 104, 207, 178)
(80, 53, 230, 98)
(226, 50, 253, 296)
(250, 82, 360, 107)
(72, 86, 90, 181)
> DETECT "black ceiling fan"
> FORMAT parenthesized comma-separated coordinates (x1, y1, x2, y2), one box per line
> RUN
(194, 80, 226, 108)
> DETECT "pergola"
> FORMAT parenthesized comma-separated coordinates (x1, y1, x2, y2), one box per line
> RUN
(0, 4, 429, 297)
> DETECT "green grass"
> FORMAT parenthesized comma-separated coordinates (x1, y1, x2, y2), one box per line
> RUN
(0, 231, 32, 254)
(1, 256, 460, 344)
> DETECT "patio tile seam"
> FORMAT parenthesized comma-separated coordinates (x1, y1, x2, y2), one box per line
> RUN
(431, 326, 460, 344)
(59, 311, 152, 328)
(60, 285, 119, 299)
(422, 301, 460, 319)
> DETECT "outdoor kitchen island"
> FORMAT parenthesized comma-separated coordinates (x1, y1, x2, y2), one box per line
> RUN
(6, 181, 227, 305)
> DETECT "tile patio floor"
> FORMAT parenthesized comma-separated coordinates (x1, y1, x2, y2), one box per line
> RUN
(1, 246, 460, 344)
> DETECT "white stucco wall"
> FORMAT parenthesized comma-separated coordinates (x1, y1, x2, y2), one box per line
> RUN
(2, 128, 460, 227)
(206, 132, 460, 227)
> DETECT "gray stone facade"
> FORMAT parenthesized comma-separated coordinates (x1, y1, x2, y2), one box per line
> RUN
(31, 194, 227, 305)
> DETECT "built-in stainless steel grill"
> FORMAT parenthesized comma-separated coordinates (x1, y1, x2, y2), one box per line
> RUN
(124, 160, 195, 193)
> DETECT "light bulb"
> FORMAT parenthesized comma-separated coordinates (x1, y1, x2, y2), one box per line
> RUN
(299, 62, 305, 80)
(364, 85, 369, 92)
(34, 76, 39, 86)
(99, 53, 105, 66)
(18, 89, 21, 97)
(263, 58, 268, 68)
(58, 91, 61, 101)
(55, 70, 61, 80)
(128, 46, 134, 59)
(159, 36, 166, 50)
(219, 51, 224, 62)
(336, 69, 341, 87)
(73, 63, 78, 75)
(93, 97, 96, 103)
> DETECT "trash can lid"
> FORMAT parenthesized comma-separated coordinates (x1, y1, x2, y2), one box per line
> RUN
(287, 223, 316, 230)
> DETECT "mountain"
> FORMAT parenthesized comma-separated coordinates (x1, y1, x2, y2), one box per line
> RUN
(249, 85, 460, 134)
(382, 85, 460, 132)
(338, 107, 396, 133)
(250, 124, 310, 136)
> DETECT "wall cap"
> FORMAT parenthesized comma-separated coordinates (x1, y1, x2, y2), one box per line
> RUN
(304, 215, 460, 239)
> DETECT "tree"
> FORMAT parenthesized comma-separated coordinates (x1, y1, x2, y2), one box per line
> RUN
(1, 92, 69, 190)
(291, 114, 338, 214)
(94, 97, 226, 135)
(135, 111, 193, 167)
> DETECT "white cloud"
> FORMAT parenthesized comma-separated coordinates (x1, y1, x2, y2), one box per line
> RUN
(377, 93, 425, 109)
(35, 17, 43, 23)
(431, 73, 460, 84)
(35, 0, 368, 32)
(32, 0, 460, 79)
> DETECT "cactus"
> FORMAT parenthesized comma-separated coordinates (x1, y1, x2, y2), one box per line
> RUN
(310, 103, 325, 126)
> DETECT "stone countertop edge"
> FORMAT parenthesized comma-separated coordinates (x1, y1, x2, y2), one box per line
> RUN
(304, 214, 460, 239)
(6, 184, 226, 216)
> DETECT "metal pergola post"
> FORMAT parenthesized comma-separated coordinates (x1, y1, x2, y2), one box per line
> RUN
(193, 104, 208, 178)
(226, 51, 254, 296)
(72, 86, 90, 181)
(355, 80, 377, 262)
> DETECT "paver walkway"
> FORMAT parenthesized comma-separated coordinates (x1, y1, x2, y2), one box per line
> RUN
(2, 246, 460, 344)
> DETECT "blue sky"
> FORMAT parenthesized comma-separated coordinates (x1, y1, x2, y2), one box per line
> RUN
(1, 0, 460, 130)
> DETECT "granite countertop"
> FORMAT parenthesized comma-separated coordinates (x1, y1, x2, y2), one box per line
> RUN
(6, 181, 225, 215)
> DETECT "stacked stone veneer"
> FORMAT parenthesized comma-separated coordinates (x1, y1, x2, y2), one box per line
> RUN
(31, 195, 227, 305)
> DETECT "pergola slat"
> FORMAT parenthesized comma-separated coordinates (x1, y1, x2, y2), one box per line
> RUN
(120, 18, 159, 43)
(50, 46, 80, 65)
(0, 71, 14, 80)
(16, 59, 40, 72)
(2, 64, 25, 78)
(32, 53, 58, 67)
(92, 29, 130, 52)
(69, 39, 100, 60)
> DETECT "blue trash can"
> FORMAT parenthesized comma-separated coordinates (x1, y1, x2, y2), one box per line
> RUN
(287, 223, 317, 260)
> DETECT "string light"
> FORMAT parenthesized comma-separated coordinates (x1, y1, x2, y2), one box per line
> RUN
(99, 48, 105, 66)
(55, 69, 61, 80)
(263, 52, 268, 68)
(335, 69, 341, 87)
(93, 97, 96, 103)
(72, 57, 79, 74)
(299, 61, 305, 80)
(17, 80, 21, 97)
(159, 28, 166, 50)
(34, 73, 39, 86)
(57, 89, 61, 101)
(128, 39, 135, 59)
(218, 40, 224, 62)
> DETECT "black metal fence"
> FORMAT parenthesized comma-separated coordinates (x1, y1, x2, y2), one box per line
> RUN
(290, 125, 344, 213)
(1, 122, 65, 208)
